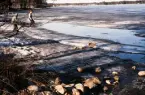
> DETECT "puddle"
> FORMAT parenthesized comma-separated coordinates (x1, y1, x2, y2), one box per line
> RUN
(120, 45, 145, 54)
(40, 22, 145, 63)
(109, 53, 145, 63)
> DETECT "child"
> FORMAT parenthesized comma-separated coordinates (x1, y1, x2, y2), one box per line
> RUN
(28, 10, 35, 27)
(11, 13, 19, 34)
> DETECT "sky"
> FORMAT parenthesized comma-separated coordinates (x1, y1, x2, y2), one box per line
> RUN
(46, 0, 138, 4)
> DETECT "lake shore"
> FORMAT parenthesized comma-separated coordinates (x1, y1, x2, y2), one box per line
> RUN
(0, 4, 145, 94)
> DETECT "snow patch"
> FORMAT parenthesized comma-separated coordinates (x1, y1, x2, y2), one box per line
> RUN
(1, 46, 41, 58)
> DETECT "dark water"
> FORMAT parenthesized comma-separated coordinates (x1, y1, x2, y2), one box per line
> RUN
(109, 52, 145, 63)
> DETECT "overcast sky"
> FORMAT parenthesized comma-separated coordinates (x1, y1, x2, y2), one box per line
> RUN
(46, 0, 138, 3)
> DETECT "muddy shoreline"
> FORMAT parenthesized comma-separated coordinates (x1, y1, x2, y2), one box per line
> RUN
(0, 28, 145, 95)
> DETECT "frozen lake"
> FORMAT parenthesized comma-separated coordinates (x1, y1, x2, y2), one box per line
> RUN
(40, 4, 145, 63)
(41, 22, 145, 47)
(41, 22, 145, 62)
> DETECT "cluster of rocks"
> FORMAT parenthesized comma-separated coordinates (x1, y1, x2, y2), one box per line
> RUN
(19, 77, 102, 95)
(131, 66, 145, 77)
(15, 65, 145, 95)
(73, 42, 97, 50)
(16, 67, 119, 95)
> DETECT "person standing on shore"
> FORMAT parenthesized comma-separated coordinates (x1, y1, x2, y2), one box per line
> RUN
(11, 13, 19, 34)
(28, 10, 35, 27)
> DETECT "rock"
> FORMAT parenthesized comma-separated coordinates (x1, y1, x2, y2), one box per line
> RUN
(28, 79, 46, 87)
(72, 88, 81, 95)
(65, 92, 71, 95)
(84, 79, 96, 89)
(95, 67, 102, 73)
(27, 85, 39, 92)
(84, 77, 101, 89)
(112, 71, 119, 76)
(114, 76, 119, 82)
(113, 81, 119, 85)
(105, 80, 111, 85)
(138, 71, 145, 77)
(75, 83, 84, 92)
(77, 67, 83, 73)
(88, 42, 96, 48)
(54, 77, 61, 85)
(42, 91, 52, 95)
(132, 66, 136, 70)
(103, 86, 108, 92)
(55, 85, 66, 94)
(91, 77, 101, 84)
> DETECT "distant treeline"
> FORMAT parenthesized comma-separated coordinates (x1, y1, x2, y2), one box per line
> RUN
(0, 0, 48, 10)
(10, 0, 48, 9)
(0, 1, 9, 10)
(50, 0, 145, 6)
(0, 0, 145, 10)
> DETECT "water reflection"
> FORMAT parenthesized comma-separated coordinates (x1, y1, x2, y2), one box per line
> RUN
(41, 22, 145, 47)
(41, 22, 145, 63)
